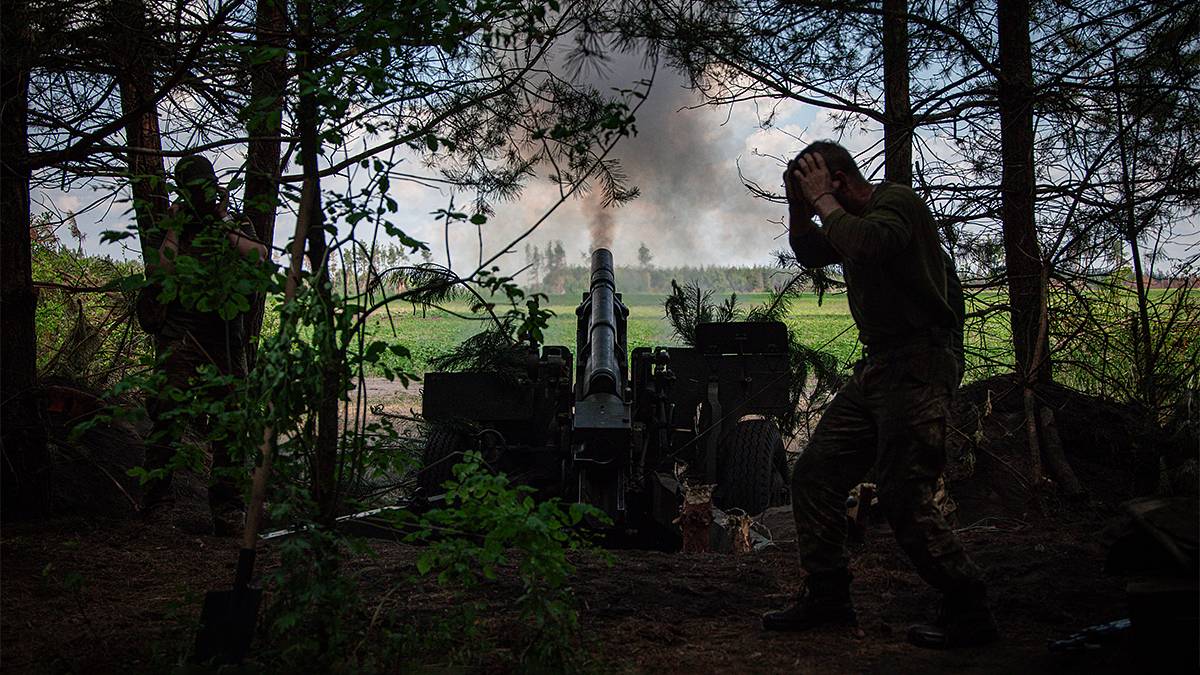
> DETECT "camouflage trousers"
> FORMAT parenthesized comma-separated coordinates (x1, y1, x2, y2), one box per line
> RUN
(791, 343, 983, 591)
(144, 332, 247, 509)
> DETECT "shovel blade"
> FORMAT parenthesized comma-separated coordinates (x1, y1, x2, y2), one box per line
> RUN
(193, 586, 263, 665)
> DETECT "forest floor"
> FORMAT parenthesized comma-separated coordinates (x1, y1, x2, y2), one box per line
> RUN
(2, 503, 1149, 674)
(7, 375, 1193, 673)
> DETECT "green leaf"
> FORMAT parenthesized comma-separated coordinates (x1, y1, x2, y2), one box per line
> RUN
(366, 340, 389, 359)
(99, 229, 136, 244)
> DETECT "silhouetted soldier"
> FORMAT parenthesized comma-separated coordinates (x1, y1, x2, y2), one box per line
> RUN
(142, 154, 268, 535)
(762, 141, 995, 648)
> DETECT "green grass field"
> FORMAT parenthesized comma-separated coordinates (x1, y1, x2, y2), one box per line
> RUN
(364, 291, 863, 377)
(362, 286, 1195, 387)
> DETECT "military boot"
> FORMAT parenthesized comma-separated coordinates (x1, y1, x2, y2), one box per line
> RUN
(762, 569, 857, 631)
(907, 581, 998, 648)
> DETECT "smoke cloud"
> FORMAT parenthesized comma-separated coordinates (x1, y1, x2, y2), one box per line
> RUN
(427, 48, 885, 274)
(514, 46, 796, 269)
(374, 43, 846, 275)
(52, 43, 870, 274)
(585, 193, 616, 251)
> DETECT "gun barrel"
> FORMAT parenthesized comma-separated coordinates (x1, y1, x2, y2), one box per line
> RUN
(585, 248, 621, 398)
(573, 247, 630, 459)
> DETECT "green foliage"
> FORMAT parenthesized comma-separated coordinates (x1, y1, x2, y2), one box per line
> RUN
(31, 216, 151, 390)
(428, 322, 531, 380)
(661, 276, 846, 438)
(664, 279, 741, 346)
(359, 290, 863, 378)
(475, 267, 556, 346)
(424, 266, 556, 378)
(1045, 280, 1199, 416)
(42, 0, 649, 667)
(262, 522, 368, 672)
(148, 221, 278, 322)
(409, 451, 608, 672)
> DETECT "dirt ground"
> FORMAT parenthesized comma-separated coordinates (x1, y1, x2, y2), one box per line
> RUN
(2, 504, 1153, 674)
(6, 375, 1192, 672)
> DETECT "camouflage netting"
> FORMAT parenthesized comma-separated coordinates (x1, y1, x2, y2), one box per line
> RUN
(760, 374, 1198, 542)
(946, 375, 1198, 522)
(35, 377, 209, 522)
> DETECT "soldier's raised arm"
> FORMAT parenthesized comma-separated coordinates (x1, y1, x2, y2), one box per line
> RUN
(224, 223, 269, 261)
(784, 160, 841, 268)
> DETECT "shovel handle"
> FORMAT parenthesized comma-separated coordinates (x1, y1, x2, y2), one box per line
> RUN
(233, 546, 257, 590)
(242, 418, 276, 550)
(237, 162, 318, 560)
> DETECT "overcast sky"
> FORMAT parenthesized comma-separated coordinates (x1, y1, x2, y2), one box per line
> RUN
(35, 46, 880, 280)
(398, 57, 843, 275)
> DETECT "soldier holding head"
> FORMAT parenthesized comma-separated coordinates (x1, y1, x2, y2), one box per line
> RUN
(762, 141, 994, 648)
(141, 154, 268, 535)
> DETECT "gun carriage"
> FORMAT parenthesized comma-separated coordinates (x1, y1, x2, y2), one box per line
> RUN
(420, 248, 791, 546)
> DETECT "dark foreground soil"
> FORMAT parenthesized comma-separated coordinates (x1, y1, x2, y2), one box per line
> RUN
(8, 374, 1192, 672)
(2, 507, 1158, 674)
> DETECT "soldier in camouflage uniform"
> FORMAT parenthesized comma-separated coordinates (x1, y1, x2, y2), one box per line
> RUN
(761, 141, 996, 648)
(142, 155, 268, 535)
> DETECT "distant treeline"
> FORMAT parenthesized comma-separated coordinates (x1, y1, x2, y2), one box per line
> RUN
(525, 240, 782, 294)
(535, 265, 782, 294)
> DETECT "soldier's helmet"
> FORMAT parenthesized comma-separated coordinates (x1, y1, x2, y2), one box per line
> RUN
(174, 155, 221, 213)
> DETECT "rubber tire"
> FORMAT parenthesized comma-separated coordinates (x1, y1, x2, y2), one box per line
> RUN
(715, 418, 786, 515)
(417, 426, 468, 496)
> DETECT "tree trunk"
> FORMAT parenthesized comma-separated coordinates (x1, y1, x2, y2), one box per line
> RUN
(1038, 405, 1083, 496)
(296, 0, 340, 524)
(882, 0, 913, 187)
(1, 0, 50, 517)
(242, 0, 288, 364)
(998, 0, 1050, 385)
(1112, 67, 1156, 409)
(1125, 234, 1155, 404)
(111, 0, 170, 260)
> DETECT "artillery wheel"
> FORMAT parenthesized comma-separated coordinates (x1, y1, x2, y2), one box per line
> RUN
(418, 426, 469, 496)
(715, 418, 786, 515)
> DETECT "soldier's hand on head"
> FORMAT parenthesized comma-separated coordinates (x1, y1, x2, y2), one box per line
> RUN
(795, 152, 837, 205)
(783, 161, 812, 221)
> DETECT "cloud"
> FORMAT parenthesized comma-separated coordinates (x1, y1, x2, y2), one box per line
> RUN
(43, 45, 893, 274)
(475, 57, 837, 275)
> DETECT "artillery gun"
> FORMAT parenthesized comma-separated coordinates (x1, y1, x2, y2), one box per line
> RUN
(419, 248, 791, 546)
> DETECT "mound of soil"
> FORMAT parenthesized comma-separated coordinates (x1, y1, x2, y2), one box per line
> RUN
(944, 375, 1179, 522)
(35, 378, 209, 523)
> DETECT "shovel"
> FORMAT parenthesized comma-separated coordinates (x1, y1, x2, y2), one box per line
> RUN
(191, 166, 316, 666)
(193, 427, 275, 665)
